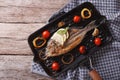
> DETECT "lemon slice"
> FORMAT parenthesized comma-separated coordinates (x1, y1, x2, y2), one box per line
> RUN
(51, 33, 64, 46)
(51, 27, 69, 46)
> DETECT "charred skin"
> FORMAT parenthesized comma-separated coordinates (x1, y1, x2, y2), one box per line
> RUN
(46, 21, 97, 57)
(46, 39, 63, 57)
(46, 30, 86, 57)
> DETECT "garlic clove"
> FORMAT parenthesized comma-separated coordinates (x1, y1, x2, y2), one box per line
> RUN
(92, 28, 99, 36)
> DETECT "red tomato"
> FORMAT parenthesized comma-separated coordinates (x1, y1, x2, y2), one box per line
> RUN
(79, 46, 86, 54)
(94, 37, 102, 46)
(73, 15, 81, 23)
(42, 30, 50, 39)
(52, 62, 60, 71)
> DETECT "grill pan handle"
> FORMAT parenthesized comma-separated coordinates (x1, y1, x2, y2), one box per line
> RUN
(88, 57, 102, 80)
(89, 69, 102, 80)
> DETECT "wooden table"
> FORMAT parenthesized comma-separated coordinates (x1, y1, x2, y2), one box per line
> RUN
(0, 0, 68, 79)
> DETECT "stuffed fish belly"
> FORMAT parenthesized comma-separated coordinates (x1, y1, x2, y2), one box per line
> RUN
(46, 27, 69, 57)
(46, 21, 97, 57)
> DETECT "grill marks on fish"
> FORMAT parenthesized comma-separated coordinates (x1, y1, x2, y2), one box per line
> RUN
(46, 20, 97, 57)
(46, 39, 63, 57)
(65, 28, 85, 46)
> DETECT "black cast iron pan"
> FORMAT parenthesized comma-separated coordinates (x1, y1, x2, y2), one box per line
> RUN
(28, 2, 112, 79)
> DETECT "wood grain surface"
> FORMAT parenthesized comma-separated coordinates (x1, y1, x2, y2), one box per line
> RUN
(0, 55, 50, 80)
(0, 23, 44, 55)
(0, 0, 68, 23)
(0, 0, 68, 80)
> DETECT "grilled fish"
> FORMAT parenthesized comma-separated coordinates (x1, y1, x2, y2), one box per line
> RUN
(45, 20, 97, 57)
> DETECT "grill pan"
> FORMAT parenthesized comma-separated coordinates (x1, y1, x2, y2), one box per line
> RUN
(28, 2, 112, 78)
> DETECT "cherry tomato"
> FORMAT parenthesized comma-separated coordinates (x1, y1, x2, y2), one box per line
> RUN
(73, 15, 81, 23)
(52, 62, 60, 71)
(42, 30, 50, 39)
(79, 46, 86, 54)
(94, 37, 102, 46)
